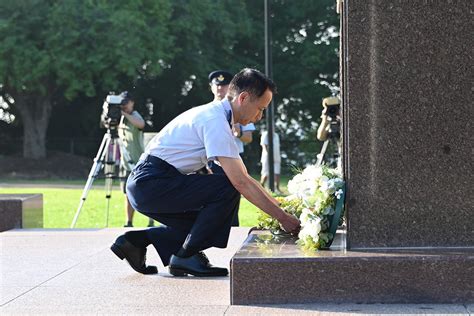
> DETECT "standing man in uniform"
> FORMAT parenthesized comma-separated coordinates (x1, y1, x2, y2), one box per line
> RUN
(208, 70, 256, 226)
(118, 91, 154, 228)
(111, 68, 300, 277)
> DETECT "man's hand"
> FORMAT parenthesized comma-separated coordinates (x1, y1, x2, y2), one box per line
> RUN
(232, 123, 241, 137)
(279, 213, 301, 235)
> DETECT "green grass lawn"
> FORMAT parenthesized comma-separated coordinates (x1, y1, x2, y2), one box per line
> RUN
(0, 186, 264, 228)
(0, 174, 292, 228)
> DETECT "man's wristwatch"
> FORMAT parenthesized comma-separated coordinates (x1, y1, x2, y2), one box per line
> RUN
(234, 127, 242, 138)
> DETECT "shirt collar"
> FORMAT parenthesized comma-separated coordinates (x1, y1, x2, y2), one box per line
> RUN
(220, 98, 234, 127)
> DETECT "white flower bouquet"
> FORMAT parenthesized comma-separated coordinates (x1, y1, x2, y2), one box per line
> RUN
(257, 164, 345, 250)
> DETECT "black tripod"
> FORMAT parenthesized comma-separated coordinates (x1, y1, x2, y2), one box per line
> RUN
(71, 127, 131, 228)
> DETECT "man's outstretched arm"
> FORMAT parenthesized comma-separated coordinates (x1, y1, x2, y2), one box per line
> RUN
(218, 156, 300, 233)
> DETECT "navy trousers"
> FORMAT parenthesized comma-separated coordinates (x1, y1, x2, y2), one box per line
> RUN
(208, 161, 241, 226)
(126, 155, 240, 266)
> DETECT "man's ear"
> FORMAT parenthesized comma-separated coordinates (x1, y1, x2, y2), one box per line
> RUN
(238, 91, 249, 104)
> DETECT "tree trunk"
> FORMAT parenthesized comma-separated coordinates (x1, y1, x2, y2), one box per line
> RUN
(14, 93, 52, 159)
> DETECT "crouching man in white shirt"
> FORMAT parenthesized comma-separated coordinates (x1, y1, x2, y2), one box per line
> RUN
(110, 68, 300, 277)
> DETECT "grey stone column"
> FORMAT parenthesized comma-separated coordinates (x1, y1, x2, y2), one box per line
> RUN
(343, 0, 474, 248)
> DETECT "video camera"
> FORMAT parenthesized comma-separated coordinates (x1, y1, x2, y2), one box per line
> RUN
(101, 92, 131, 129)
(322, 97, 341, 138)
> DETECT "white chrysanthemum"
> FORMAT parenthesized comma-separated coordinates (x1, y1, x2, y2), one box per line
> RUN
(302, 165, 323, 181)
(300, 180, 317, 199)
(287, 173, 305, 195)
(309, 217, 321, 241)
(298, 225, 310, 239)
(277, 164, 344, 250)
(320, 177, 339, 199)
(299, 208, 313, 225)
(305, 217, 322, 240)
(319, 176, 329, 189)
(308, 178, 318, 192)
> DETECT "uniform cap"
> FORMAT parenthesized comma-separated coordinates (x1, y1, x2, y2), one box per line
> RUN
(208, 70, 233, 86)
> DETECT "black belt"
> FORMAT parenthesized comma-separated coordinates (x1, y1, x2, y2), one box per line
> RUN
(143, 154, 167, 165)
(137, 154, 182, 177)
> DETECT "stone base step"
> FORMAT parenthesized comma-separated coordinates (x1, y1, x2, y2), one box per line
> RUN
(230, 230, 474, 304)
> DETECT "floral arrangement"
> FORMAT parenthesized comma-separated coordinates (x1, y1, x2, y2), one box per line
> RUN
(257, 164, 345, 250)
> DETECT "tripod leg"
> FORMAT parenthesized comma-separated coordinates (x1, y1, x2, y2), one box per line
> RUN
(316, 140, 330, 167)
(71, 133, 111, 228)
(104, 137, 119, 227)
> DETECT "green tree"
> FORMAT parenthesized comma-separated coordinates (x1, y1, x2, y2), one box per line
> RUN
(1, 0, 339, 171)
(245, 0, 340, 170)
(137, 0, 255, 131)
(0, 0, 173, 158)
(133, 0, 339, 172)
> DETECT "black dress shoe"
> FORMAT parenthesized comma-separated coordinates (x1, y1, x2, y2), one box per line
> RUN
(111, 235, 158, 275)
(169, 252, 228, 277)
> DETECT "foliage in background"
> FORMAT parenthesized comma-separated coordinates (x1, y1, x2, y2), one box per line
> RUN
(135, 0, 255, 130)
(250, 0, 339, 170)
(0, 0, 339, 172)
(0, 0, 173, 158)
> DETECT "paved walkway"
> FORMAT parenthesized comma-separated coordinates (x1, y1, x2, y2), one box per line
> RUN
(1, 228, 472, 315)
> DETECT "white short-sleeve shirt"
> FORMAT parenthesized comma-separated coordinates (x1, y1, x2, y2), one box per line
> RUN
(234, 123, 256, 153)
(260, 131, 281, 163)
(145, 99, 240, 174)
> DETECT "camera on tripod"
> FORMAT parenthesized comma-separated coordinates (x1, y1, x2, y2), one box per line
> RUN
(73, 90, 133, 228)
(101, 92, 129, 129)
(316, 96, 342, 169)
(322, 97, 341, 138)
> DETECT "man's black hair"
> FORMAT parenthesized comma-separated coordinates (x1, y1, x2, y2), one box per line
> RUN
(228, 68, 277, 98)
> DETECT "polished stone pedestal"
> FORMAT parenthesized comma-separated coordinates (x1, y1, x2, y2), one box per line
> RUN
(0, 194, 43, 232)
(231, 231, 474, 305)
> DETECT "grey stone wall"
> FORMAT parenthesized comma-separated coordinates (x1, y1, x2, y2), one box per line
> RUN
(343, 0, 473, 248)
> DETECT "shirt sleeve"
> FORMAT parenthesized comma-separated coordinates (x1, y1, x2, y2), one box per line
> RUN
(241, 123, 256, 132)
(131, 111, 144, 121)
(199, 117, 240, 160)
(131, 111, 145, 130)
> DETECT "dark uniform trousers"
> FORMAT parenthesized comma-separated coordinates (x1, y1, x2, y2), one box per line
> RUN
(126, 155, 240, 266)
(208, 161, 240, 226)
